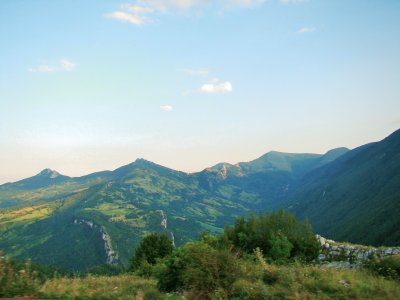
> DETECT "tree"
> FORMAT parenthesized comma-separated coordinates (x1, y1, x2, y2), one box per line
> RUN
(130, 233, 174, 271)
(156, 241, 241, 299)
(224, 209, 319, 261)
(269, 233, 293, 261)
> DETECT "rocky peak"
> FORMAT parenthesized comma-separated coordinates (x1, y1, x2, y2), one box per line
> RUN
(39, 168, 62, 179)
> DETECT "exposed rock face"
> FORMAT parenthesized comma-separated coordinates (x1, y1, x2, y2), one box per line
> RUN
(158, 210, 167, 230)
(157, 210, 175, 247)
(73, 218, 119, 265)
(101, 229, 119, 265)
(316, 235, 400, 268)
(39, 168, 63, 178)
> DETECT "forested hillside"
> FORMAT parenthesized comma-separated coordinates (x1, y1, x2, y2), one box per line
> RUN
(0, 129, 399, 270)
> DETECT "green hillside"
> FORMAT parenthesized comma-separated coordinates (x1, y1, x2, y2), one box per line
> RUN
(0, 129, 399, 270)
(0, 160, 249, 270)
(284, 129, 400, 246)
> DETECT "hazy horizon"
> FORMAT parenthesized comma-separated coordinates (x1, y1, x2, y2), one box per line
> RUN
(1, 0, 400, 183)
(1, 128, 398, 184)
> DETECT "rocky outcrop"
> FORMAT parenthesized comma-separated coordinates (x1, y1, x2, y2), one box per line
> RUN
(158, 210, 167, 230)
(101, 229, 119, 265)
(73, 218, 119, 265)
(157, 210, 175, 247)
(316, 235, 400, 268)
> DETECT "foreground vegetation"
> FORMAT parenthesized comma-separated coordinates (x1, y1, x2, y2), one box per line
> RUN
(1, 211, 400, 299)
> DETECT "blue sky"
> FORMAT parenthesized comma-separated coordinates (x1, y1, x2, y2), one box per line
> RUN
(1, 0, 400, 183)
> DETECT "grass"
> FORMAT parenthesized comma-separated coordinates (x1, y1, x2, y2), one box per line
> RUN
(2, 251, 400, 300)
(264, 264, 400, 299)
(36, 264, 400, 300)
(39, 275, 158, 300)
(39, 275, 187, 300)
(229, 249, 400, 300)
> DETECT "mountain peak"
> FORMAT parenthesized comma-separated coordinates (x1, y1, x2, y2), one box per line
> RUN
(134, 158, 151, 164)
(130, 158, 158, 168)
(38, 168, 63, 179)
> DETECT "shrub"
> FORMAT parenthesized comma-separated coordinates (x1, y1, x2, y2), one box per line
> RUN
(86, 264, 125, 276)
(269, 233, 293, 262)
(130, 233, 174, 272)
(0, 252, 39, 297)
(366, 254, 400, 280)
(224, 209, 319, 262)
(156, 242, 241, 299)
(231, 279, 269, 300)
(143, 285, 163, 300)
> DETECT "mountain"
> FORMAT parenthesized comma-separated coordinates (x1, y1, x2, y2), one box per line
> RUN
(284, 129, 400, 246)
(198, 148, 349, 211)
(0, 129, 399, 271)
(2, 168, 70, 189)
(0, 159, 249, 270)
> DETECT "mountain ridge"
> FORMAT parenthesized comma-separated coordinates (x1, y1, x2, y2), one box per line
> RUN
(0, 129, 399, 271)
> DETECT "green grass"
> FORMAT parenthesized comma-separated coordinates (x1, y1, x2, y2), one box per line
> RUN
(39, 275, 158, 300)
(2, 247, 400, 300)
(256, 264, 400, 300)
(20, 264, 400, 300)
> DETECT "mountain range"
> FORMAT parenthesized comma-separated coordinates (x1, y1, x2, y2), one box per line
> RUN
(0, 129, 399, 271)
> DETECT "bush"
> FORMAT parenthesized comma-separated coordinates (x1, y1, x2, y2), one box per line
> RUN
(156, 242, 241, 299)
(231, 279, 269, 300)
(130, 233, 174, 272)
(143, 285, 163, 300)
(270, 233, 293, 262)
(86, 264, 125, 276)
(366, 254, 400, 280)
(0, 253, 39, 297)
(224, 209, 319, 262)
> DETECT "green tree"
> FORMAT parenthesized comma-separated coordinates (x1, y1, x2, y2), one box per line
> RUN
(130, 233, 174, 271)
(269, 233, 293, 261)
(224, 209, 319, 261)
(156, 241, 241, 298)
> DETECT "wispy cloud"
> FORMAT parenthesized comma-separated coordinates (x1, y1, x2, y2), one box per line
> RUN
(160, 105, 174, 112)
(200, 79, 233, 94)
(219, 0, 265, 8)
(183, 68, 209, 76)
(107, 11, 149, 25)
(298, 26, 316, 34)
(280, 0, 306, 4)
(107, 1, 267, 26)
(60, 59, 76, 71)
(29, 59, 77, 73)
(28, 65, 55, 73)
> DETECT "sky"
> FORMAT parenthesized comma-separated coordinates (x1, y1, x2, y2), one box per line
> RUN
(1, 0, 400, 183)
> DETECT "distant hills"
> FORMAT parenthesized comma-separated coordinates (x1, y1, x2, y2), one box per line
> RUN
(285, 129, 400, 246)
(0, 129, 399, 271)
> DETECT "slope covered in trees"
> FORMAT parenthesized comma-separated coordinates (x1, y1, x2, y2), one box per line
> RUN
(0, 129, 399, 270)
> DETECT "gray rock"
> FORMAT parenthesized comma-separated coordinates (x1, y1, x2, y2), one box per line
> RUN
(318, 254, 326, 261)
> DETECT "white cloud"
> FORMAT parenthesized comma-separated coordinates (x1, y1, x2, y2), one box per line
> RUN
(60, 59, 76, 71)
(141, 0, 208, 11)
(28, 59, 77, 73)
(160, 105, 174, 112)
(107, 11, 149, 25)
(184, 68, 209, 76)
(200, 79, 232, 93)
(107, 1, 267, 26)
(28, 65, 55, 73)
(123, 4, 155, 13)
(298, 26, 316, 33)
(280, 0, 306, 4)
(219, 0, 265, 8)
